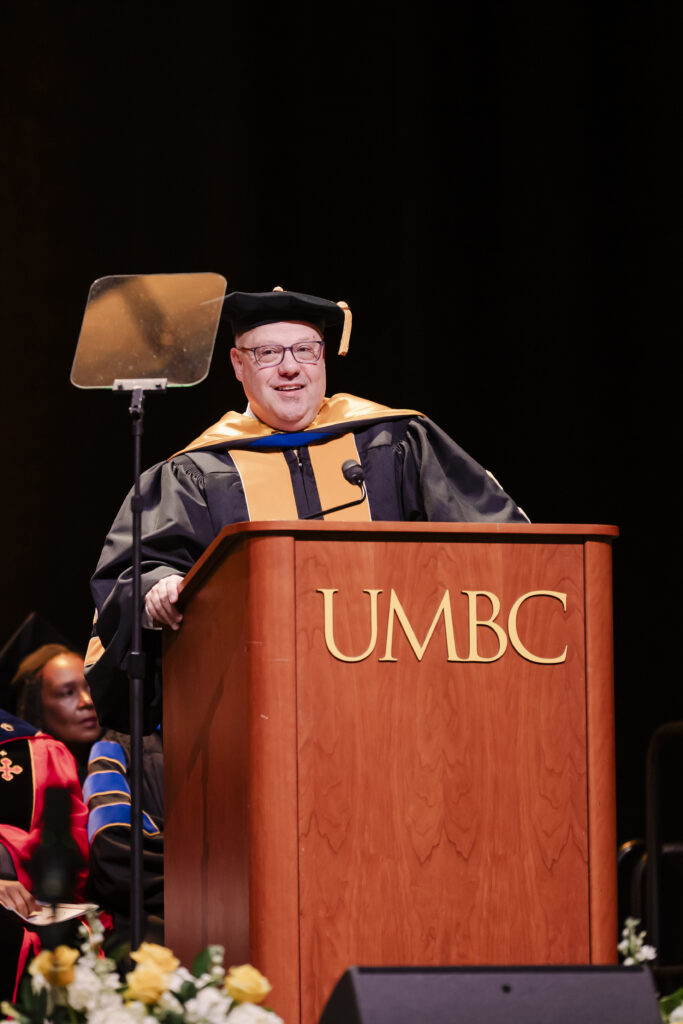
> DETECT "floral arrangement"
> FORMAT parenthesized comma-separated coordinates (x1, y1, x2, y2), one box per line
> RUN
(1, 914, 283, 1024)
(618, 916, 657, 967)
(618, 917, 683, 1024)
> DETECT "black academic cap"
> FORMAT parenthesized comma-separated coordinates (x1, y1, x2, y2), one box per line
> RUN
(0, 612, 74, 706)
(222, 286, 352, 355)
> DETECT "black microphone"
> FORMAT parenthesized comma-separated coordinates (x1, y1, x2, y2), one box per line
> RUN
(303, 460, 367, 519)
(342, 459, 365, 487)
(30, 787, 84, 906)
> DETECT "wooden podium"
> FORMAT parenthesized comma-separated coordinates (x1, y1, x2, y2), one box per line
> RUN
(163, 522, 618, 1023)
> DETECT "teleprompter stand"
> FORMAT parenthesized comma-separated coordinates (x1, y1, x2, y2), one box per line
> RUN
(71, 272, 227, 948)
(118, 378, 164, 949)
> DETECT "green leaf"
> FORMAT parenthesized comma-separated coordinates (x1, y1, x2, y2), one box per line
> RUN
(659, 987, 683, 1016)
(163, 1013, 186, 1024)
(178, 979, 198, 1002)
(16, 974, 48, 1023)
(192, 948, 212, 977)
(105, 941, 130, 965)
(104, 932, 130, 956)
(34, 985, 48, 1022)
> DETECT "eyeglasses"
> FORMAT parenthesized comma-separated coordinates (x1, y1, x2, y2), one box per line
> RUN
(236, 340, 324, 367)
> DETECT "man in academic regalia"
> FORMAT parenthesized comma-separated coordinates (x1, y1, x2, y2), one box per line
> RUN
(86, 287, 528, 731)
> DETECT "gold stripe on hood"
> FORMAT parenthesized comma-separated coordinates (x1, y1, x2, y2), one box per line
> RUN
(229, 449, 298, 520)
(172, 393, 423, 457)
(309, 433, 372, 522)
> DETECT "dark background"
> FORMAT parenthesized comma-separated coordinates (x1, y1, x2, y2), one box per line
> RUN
(1, 2, 680, 847)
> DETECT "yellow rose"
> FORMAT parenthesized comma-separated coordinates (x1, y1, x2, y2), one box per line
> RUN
(225, 964, 272, 1004)
(130, 942, 180, 974)
(28, 950, 55, 983)
(29, 946, 79, 987)
(125, 964, 169, 1004)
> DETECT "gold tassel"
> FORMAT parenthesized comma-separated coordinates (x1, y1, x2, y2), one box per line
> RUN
(336, 300, 351, 355)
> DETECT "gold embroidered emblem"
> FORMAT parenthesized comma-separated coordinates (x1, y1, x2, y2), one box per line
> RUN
(0, 755, 23, 781)
(1, 722, 14, 731)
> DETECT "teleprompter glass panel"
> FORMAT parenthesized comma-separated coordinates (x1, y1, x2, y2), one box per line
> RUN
(70, 272, 227, 388)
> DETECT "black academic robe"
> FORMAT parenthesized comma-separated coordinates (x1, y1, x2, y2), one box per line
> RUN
(86, 394, 527, 730)
(0, 711, 89, 1002)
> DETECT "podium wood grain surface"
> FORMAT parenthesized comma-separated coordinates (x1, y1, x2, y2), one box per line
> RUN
(163, 522, 618, 1024)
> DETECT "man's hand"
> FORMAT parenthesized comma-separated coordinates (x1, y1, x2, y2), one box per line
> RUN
(0, 879, 40, 918)
(144, 574, 184, 630)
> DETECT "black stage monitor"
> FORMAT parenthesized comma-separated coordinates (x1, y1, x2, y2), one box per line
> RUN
(319, 965, 661, 1024)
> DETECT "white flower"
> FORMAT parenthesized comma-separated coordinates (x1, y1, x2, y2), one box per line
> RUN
(168, 965, 196, 992)
(618, 916, 658, 965)
(67, 963, 105, 1011)
(158, 989, 184, 1014)
(669, 1005, 683, 1022)
(1, 1001, 27, 1023)
(124, 999, 151, 1021)
(87, 1002, 144, 1024)
(102, 968, 123, 989)
(103, 991, 136, 1013)
(29, 970, 47, 993)
(184, 984, 233, 1023)
(228, 1004, 283, 1023)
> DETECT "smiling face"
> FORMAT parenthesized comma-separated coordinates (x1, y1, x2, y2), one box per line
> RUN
(40, 652, 102, 748)
(230, 321, 326, 432)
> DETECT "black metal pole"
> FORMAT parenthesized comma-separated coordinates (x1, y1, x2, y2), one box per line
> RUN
(128, 387, 146, 950)
(646, 730, 662, 962)
(645, 720, 683, 963)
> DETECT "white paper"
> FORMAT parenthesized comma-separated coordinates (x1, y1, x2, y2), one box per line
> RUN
(15, 901, 98, 925)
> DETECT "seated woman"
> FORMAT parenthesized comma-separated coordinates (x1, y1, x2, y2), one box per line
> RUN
(9, 644, 103, 781)
(0, 706, 89, 1002)
(8, 645, 164, 943)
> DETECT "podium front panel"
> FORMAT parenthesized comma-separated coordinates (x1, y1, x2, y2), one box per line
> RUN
(295, 537, 589, 1019)
(164, 523, 617, 1024)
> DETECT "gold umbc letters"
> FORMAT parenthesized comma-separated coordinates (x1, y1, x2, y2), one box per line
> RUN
(318, 588, 567, 665)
